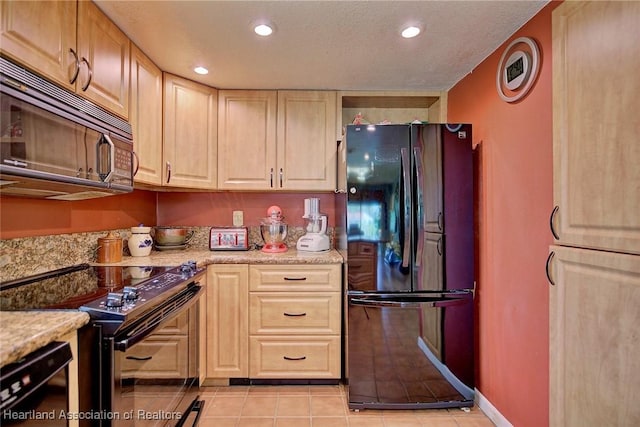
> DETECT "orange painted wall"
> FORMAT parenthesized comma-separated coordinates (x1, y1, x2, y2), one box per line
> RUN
(0, 190, 336, 239)
(0, 190, 157, 239)
(447, 3, 559, 426)
(156, 192, 336, 228)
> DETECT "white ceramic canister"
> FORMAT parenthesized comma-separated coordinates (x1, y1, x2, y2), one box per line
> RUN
(128, 226, 153, 256)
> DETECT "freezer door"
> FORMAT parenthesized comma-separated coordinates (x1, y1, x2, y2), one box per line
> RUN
(347, 292, 474, 410)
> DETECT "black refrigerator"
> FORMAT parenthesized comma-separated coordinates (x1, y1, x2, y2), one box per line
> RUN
(344, 123, 475, 410)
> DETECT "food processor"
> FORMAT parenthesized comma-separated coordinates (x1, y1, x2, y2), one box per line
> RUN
(296, 198, 330, 252)
(260, 205, 288, 253)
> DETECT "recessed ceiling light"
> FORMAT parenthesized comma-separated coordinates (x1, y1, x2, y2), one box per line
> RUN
(254, 24, 273, 36)
(194, 66, 209, 75)
(401, 26, 421, 38)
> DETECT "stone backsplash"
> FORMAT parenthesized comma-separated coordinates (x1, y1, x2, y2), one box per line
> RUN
(0, 225, 334, 282)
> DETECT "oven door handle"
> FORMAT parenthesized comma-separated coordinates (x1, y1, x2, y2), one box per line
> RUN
(114, 284, 203, 351)
(175, 397, 204, 427)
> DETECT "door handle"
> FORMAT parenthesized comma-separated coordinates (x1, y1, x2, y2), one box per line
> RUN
(546, 251, 556, 286)
(414, 146, 425, 267)
(68, 48, 80, 84)
(549, 206, 560, 240)
(350, 296, 468, 309)
(132, 151, 140, 177)
(400, 147, 411, 269)
(96, 135, 114, 182)
(79, 57, 92, 91)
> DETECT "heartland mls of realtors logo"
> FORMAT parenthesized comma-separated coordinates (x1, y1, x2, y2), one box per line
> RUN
(2, 410, 183, 421)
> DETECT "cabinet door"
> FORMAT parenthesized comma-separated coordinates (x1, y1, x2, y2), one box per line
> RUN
(277, 91, 337, 190)
(130, 44, 163, 185)
(77, 0, 130, 119)
(206, 264, 248, 379)
(163, 73, 217, 189)
(217, 90, 277, 190)
(552, 1, 640, 255)
(548, 246, 640, 427)
(0, 0, 76, 91)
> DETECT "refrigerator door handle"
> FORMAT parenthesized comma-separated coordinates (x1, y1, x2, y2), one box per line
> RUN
(401, 147, 411, 268)
(413, 146, 425, 267)
(350, 296, 469, 309)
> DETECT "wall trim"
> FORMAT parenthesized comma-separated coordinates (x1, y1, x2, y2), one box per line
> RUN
(475, 389, 513, 427)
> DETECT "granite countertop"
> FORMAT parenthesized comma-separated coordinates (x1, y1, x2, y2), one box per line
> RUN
(0, 311, 90, 367)
(0, 248, 342, 368)
(94, 248, 344, 267)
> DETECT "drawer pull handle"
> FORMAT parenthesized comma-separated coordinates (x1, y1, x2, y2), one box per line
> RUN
(283, 277, 307, 281)
(284, 312, 307, 317)
(284, 356, 306, 361)
(126, 355, 152, 361)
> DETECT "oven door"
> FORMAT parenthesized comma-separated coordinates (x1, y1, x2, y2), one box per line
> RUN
(101, 284, 204, 427)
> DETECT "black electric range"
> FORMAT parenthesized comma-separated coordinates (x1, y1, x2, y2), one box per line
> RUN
(1, 262, 207, 426)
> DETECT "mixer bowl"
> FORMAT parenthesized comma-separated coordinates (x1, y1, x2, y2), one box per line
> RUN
(260, 221, 288, 253)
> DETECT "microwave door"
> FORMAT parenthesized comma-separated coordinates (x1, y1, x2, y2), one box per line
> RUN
(1, 96, 88, 179)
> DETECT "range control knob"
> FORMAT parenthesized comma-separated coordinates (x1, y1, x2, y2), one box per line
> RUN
(123, 286, 139, 301)
(179, 260, 197, 278)
(105, 292, 124, 308)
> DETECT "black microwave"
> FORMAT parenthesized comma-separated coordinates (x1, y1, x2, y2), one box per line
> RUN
(0, 56, 134, 200)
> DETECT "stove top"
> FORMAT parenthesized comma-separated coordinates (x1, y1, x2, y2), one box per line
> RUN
(0, 262, 204, 318)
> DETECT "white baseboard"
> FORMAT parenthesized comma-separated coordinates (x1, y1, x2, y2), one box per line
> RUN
(475, 389, 513, 427)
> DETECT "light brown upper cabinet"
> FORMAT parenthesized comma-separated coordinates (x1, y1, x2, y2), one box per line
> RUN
(551, 1, 640, 256)
(163, 74, 218, 190)
(0, 1, 130, 119)
(218, 90, 337, 191)
(130, 44, 163, 186)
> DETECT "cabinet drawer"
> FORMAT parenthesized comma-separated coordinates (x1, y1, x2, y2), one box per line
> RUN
(250, 264, 340, 292)
(121, 336, 189, 378)
(249, 336, 340, 378)
(250, 293, 340, 334)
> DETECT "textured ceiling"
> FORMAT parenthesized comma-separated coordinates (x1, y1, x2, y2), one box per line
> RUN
(95, 0, 548, 91)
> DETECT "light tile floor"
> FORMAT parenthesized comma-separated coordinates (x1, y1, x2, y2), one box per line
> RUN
(198, 384, 495, 427)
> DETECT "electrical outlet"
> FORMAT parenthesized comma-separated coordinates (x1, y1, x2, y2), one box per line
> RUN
(232, 211, 243, 226)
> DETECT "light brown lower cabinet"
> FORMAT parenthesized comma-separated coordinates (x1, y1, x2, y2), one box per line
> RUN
(206, 264, 249, 379)
(204, 263, 342, 381)
(549, 246, 640, 426)
(248, 264, 342, 379)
